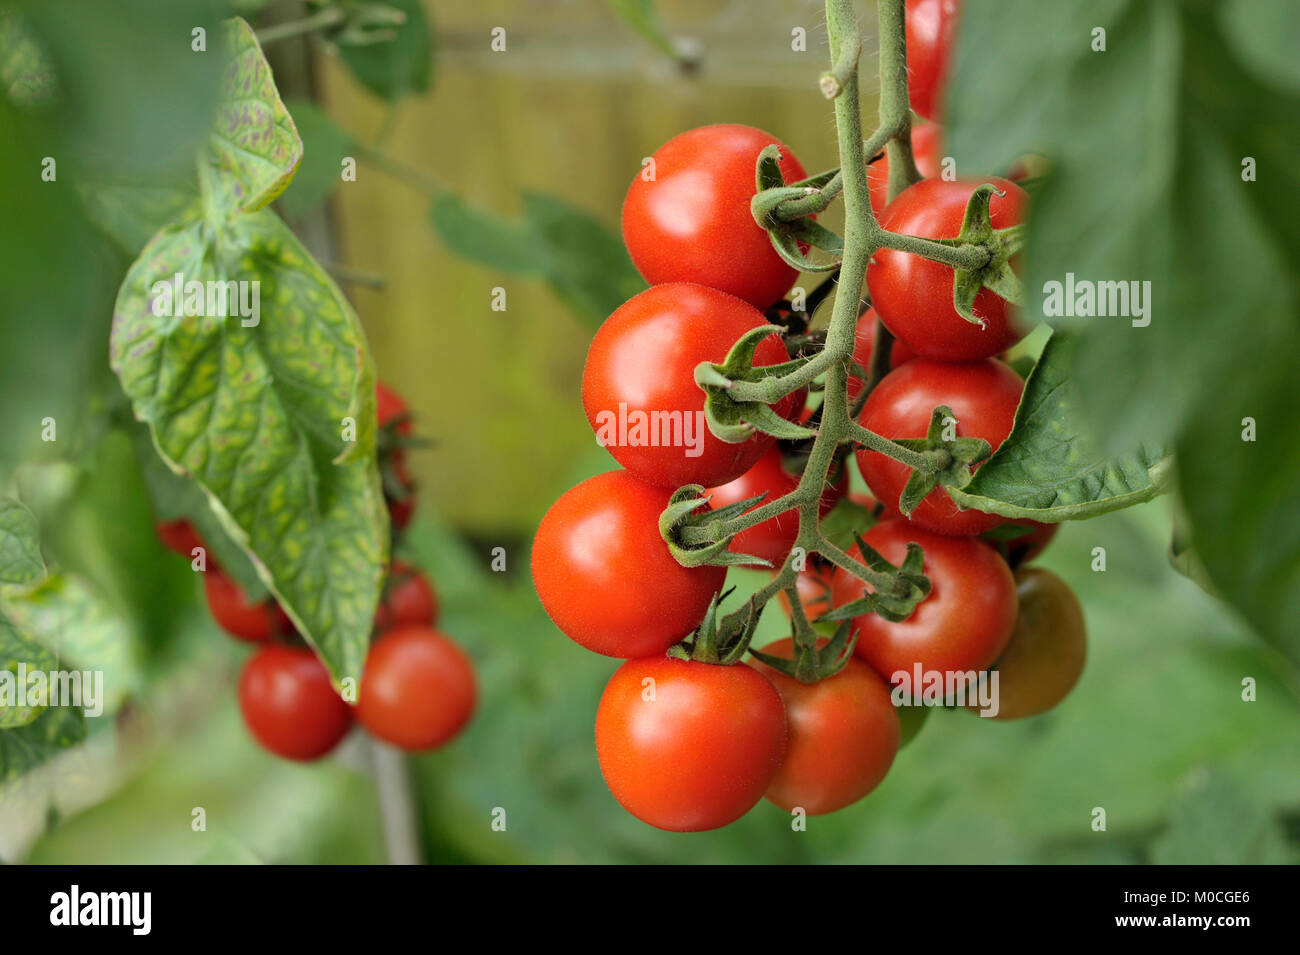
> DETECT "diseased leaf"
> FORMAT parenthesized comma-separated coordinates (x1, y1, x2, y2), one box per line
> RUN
(0, 701, 85, 784)
(0, 498, 44, 587)
(0, 617, 57, 729)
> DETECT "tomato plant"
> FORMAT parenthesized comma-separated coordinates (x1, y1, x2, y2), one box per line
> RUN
(848, 307, 917, 407)
(622, 124, 807, 309)
(868, 121, 942, 216)
(357, 627, 477, 751)
(532, 470, 727, 658)
(868, 177, 1028, 361)
(204, 567, 292, 644)
(374, 560, 439, 631)
(595, 656, 786, 832)
(238, 645, 354, 761)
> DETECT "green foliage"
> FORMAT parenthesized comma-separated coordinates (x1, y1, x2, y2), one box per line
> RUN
(330, 0, 434, 101)
(279, 99, 355, 218)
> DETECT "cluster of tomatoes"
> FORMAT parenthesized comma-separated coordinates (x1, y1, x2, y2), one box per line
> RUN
(156, 382, 475, 760)
(532, 0, 1086, 832)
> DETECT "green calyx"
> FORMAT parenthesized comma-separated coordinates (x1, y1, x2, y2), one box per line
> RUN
(694, 324, 817, 445)
(659, 485, 770, 568)
(669, 589, 762, 665)
(889, 404, 993, 516)
(949, 183, 1026, 326)
(751, 145, 845, 271)
(821, 534, 931, 624)
(749, 618, 858, 683)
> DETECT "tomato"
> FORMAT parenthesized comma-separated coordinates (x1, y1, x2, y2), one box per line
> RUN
(356, 626, 476, 750)
(833, 519, 1017, 680)
(532, 471, 727, 658)
(595, 656, 786, 831)
(238, 645, 352, 761)
(582, 283, 800, 489)
(750, 638, 899, 814)
(986, 520, 1059, 567)
(156, 519, 203, 557)
(204, 567, 291, 643)
(375, 380, 412, 436)
(385, 454, 416, 531)
(848, 307, 917, 407)
(981, 568, 1086, 720)
(706, 447, 844, 568)
(373, 560, 438, 632)
(777, 559, 841, 619)
(905, 0, 960, 121)
(857, 358, 1022, 536)
(868, 122, 943, 216)
(868, 177, 1028, 361)
(622, 124, 807, 309)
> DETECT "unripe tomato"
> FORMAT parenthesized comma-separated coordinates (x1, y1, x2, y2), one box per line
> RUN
(981, 568, 1086, 720)
(857, 358, 1022, 536)
(204, 567, 291, 643)
(868, 177, 1028, 361)
(867, 122, 943, 216)
(156, 519, 203, 558)
(239, 645, 352, 761)
(595, 656, 786, 831)
(532, 471, 727, 658)
(357, 627, 476, 750)
(582, 283, 800, 489)
(905, 0, 961, 121)
(834, 519, 1017, 680)
(706, 447, 844, 568)
(622, 124, 807, 309)
(750, 638, 899, 815)
(373, 560, 439, 632)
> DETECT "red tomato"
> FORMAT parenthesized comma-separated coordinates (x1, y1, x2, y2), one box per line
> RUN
(750, 638, 900, 815)
(532, 471, 727, 658)
(238, 645, 352, 761)
(867, 122, 943, 216)
(706, 447, 844, 567)
(582, 283, 800, 489)
(595, 656, 786, 831)
(385, 454, 416, 531)
(868, 177, 1028, 361)
(622, 124, 807, 309)
(906, 0, 961, 121)
(373, 560, 439, 632)
(848, 307, 917, 407)
(156, 519, 203, 557)
(357, 626, 476, 750)
(204, 567, 291, 643)
(833, 519, 1017, 680)
(857, 358, 1022, 536)
(777, 560, 842, 619)
(375, 380, 412, 435)
(987, 520, 1059, 567)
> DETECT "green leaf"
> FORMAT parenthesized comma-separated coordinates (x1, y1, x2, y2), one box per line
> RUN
(0, 616, 57, 729)
(0, 9, 55, 106)
(429, 193, 542, 274)
(0, 702, 85, 784)
(334, 0, 434, 101)
(947, 333, 1171, 520)
(203, 18, 303, 214)
(78, 180, 199, 257)
(1149, 770, 1289, 864)
(278, 99, 354, 218)
(0, 498, 44, 587)
(605, 0, 680, 62)
(109, 209, 386, 687)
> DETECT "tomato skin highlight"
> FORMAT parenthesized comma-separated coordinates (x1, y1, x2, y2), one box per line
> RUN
(595, 656, 786, 832)
(857, 358, 1023, 536)
(357, 627, 476, 750)
(582, 283, 799, 488)
(622, 124, 807, 309)
(706, 447, 844, 568)
(981, 568, 1086, 720)
(532, 471, 727, 658)
(239, 645, 352, 761)
(373, 560, 439, 632)
(905, 0, 960, 121)
(750, 638, 900, 815)
(868, 177, 1028, 362)
(204, 567, 290, 643)
(868, 121, 943, 216)
(835, 519, 1018, 680)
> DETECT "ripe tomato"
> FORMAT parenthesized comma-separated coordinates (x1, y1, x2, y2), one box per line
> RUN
(595, 656, 786, 831)
(204, 567, 291, 643)
(848, 308, 917, 407)
(357, 626, 476, 750)
(834, 519, 1017, 680)
(385, 454, 416, 531)
(868, 177, 1028, 361)
(582, 283, 800, 489)
(375, 380, 412, 435)
(777, 559, 841, 619)
(156, 519, 203, 557)
(867, 122, 943, 216)
(238, 645, 352, 761)
(857, 358, 1022, 536)
(373, 560, 439, 632)
(750, 638, 899, 815)
(622, 124, 807, 309)
(706, 447, 844, 567)
(986, 520, 1059, 567)
(905, 0, 960, 121)
(532, 471, 727, 658)
(981, 568, 1086, 720)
